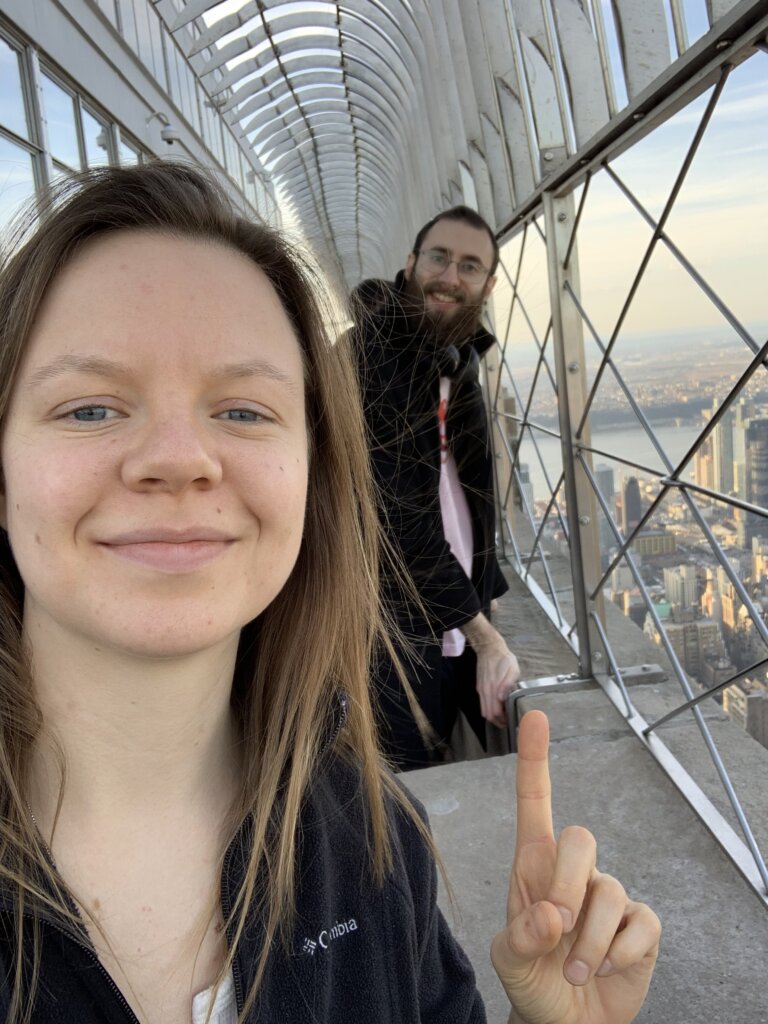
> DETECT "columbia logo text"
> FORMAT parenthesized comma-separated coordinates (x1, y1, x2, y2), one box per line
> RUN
(301, 918, 358, 955)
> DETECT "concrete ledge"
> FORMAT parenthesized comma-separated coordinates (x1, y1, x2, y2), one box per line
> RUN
(405, 715, 768, 1023)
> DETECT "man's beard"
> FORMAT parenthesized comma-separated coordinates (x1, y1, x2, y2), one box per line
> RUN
(403, 277, 485, 347)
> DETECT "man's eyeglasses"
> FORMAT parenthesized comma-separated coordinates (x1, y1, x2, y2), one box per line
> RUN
(415, 248, 490, 282)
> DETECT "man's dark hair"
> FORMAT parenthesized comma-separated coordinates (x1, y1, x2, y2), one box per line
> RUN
(412, 205, 499, 274)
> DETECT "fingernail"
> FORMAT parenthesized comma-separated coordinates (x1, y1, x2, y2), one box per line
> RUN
(565, 959, 590, 985)
(596, 958, 614, 977)
(557, 906, 573, 932)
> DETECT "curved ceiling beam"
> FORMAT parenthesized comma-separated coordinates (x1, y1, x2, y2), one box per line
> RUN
(237, 76, 403, 146)
(245, 96, 402, 159)
(242, 88, 400, 148)
(158, 0, 737, 286)
(264, 128, 397, 178)
(284, 164, 397, 202)
(218, 55, 403, 128)
(206, 44, 411, 114)
(192, 15, 338, 72)
(227, 69, 343, 118)
(239, 83, 346, 134)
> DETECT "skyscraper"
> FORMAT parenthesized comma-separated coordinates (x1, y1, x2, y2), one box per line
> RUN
(622, 477, 642, 536)
(731, 398, 753, 500)
(664, 564, 699, 612)
(737, 418, 768, 547)
(596, 464, 615, 503)
(596, 464, 616, 553)
(518, 463, 534, 513)
(711, 398, 734, 496)
(693, 436, 714, 490)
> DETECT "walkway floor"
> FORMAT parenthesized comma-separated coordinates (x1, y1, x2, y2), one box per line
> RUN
(406, 569, 768, 1024)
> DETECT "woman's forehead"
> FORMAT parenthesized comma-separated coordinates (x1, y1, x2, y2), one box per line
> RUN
(22, 229, 304, 376)
(54, 229, 274, 307)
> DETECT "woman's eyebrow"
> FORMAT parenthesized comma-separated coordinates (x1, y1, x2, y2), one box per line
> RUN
(211, 359, 300, 394)
(23, 356, 300, 394)
(24, 354, 132, 389)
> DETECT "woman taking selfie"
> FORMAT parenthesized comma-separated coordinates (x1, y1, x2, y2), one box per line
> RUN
(0, 162, 659, 1023)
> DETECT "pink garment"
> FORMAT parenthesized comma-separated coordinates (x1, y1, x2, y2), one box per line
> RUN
(437, 377, 474, 657)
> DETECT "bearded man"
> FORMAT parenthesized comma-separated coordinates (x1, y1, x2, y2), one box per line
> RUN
(352, 206, 520, 771)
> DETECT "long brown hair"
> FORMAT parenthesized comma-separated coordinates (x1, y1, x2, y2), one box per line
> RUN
(0, 161, 410, 1021)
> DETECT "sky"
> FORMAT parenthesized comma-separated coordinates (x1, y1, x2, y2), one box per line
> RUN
(491, 50, 768, 344)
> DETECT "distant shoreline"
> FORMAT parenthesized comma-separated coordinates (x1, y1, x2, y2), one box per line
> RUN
(527, 389, 768, 433)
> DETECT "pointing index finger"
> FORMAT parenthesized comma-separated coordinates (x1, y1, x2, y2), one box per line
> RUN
(515, 709, 554, 846)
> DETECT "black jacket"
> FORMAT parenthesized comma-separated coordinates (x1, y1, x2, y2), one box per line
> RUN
(354, 273, 508, 644)
(0, 749, 486, 1021)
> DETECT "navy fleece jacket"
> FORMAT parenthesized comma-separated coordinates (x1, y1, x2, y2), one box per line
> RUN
(0, 754, 487, 1022)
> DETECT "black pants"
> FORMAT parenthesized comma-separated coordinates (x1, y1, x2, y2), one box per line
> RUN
(373, 641, 483, 771)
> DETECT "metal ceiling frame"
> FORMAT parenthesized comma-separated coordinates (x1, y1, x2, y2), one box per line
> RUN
(153, 0, 761, 287)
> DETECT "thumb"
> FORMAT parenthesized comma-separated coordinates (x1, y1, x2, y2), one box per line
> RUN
(491, 900, 563, 980)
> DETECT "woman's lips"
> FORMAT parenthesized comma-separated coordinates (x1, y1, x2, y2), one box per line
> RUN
(99, 538, 234, 572)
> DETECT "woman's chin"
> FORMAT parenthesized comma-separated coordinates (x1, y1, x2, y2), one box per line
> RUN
(93, 622, 244, 664)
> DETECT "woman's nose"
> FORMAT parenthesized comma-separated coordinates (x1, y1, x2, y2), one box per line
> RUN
(121, 414, 223, 493)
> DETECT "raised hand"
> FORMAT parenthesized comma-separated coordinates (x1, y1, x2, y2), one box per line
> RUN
(491, 711, 660, 1024)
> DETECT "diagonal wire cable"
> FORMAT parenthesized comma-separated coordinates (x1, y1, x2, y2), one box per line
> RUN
(579, 454, 768, 891)
(576, 64, 732, 441)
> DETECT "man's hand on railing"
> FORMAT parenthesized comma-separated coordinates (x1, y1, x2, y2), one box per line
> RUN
(461, 612, 520, 726)
(491, 711, 661, 1024)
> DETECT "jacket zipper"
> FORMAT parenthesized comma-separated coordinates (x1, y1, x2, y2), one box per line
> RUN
(220, 691, 348, 1018)
(21, 910, 140, 1023)
(220, 836, 246, 1017)
(322, 692, 348, 755)
(15, 694, 350, 1021)
(18, 831, 141, 1023)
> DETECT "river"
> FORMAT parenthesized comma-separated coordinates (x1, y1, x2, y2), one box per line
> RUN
(514, 421, 703, 504)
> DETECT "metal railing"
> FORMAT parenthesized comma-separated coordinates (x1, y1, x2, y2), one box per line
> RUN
(488, 17, 768, 908)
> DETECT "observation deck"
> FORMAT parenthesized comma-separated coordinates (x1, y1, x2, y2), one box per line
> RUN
(1, 1, 767, 1019)
(408, 570, 768, 1022)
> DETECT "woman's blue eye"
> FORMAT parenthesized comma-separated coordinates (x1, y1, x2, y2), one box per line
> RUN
(221, 409, 262, 422)
(72, 406, 109, 421)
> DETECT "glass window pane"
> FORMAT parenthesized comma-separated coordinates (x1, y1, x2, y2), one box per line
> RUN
(166, 34, 183, 106)
(120, 2, 139, 52)
(0, 36, 30, 140)
(252, 179, 264, 215)
(0, 136, 35, 230)
(134, 1, 157, 79)
(41, 74, 81, 169)
(168, 43, 199, 134)
(238, 150, 248, 194)
(147, 8, 168, 91)
(118, 136, 140, 166)
(82, 108, 111, 167)
(183, 62, 201, 134)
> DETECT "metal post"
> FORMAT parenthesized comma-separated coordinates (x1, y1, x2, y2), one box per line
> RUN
(542, 187, 603, 675)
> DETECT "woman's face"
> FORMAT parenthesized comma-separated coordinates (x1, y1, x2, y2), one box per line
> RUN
(0, 230, 309, 660)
